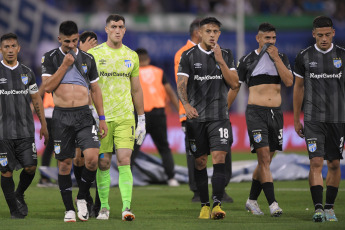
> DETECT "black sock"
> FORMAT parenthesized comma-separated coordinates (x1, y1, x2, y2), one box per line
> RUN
(58, 174, 74, 211)
(310, 185, 323, 210)
(73, 165, 84, 187)
(211, 163, 225, 207)
(194, 167, 209, 206)
(325, 186, 338, 210)
(94, 182, 100, 208)
(16, 170, 35, 195)
(77, 167, 96, 200)
(249, 179, 262, 200)
(262, 182, 276, 205)
(1, 176, 17, 214)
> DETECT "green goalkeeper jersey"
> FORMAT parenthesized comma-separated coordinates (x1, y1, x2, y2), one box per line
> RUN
(88, 42, 139, 121)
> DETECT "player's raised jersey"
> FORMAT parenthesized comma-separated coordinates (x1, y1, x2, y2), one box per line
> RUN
(88, 43, 139, 121)
(177, 44, 236, 122)
(294, 44, 345, 123)
(0, 61, 38, 139)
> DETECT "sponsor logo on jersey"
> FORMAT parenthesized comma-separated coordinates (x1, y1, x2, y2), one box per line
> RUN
(333, 58, 342, 68)
(0, 78, 7, 84)
(194, 63, 202, 68)
(99, 59, 107, 65)
(21, 74, 28, 85)
(0, 89, 28, 95)
(309, 61, 318, 68)
(124, 60, 132, 68)
(194, 75, 223, 81)
(100, 71, 130, 78)
(220, 139, 228, 145)
(309, 72, 342, 79)
(253, 133, 262, 143)
(54, 144, 61, 154)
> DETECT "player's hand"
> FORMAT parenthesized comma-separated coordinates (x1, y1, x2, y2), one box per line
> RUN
(80, 37, 98, 52)
(135, 114, 146, 145)
(294, 121, 304, 138)
(40, 125, 49, 145)
(62, 53, 75, 67)
(184, 104, 199, 119)
(212, 43, 224, 64)
(99, 120, 108, 139)
(266, 45, 280, 62)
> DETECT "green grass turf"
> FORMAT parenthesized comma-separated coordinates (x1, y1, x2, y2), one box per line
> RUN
(0, 153, 343, 230)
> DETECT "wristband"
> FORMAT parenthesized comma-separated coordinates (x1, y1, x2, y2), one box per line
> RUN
(138, 114, 145, 122)
(99, 115, 105, 120)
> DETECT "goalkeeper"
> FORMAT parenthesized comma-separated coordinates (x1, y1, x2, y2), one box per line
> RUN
(88, 14, 146, 221)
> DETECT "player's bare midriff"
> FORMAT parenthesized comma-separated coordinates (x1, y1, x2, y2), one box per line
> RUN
(53, 84, 89, 107)
(248, 83, 281, 107)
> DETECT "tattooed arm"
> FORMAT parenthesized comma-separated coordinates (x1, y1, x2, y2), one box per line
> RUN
(177, 75, 198, 119)
(30, 93, 49, 145)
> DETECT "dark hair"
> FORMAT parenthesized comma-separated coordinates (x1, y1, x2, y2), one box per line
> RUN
(1, 33, 18, 43)
(313, 16, 333, 29)
(135, 48, 148, 56)
(79, 31, 97, 43)
(258, 23, 276, 33)
(106, 14, 125, 25)
(189, 19, 201, 36)
(59, 21, 78, 36)
(200, 17, 222, 28)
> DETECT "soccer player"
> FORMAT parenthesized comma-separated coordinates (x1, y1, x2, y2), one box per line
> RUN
(0, 33, 49, 218)
(228, 23, 293, 217)
(88, 14, 145, 221)
(41, 21, 108, 222)
(177, 17, 239, 220)
(293, 16, 344, 222)
(174, 18, 234, 203)
(73, 30, 100, 217)
(132, 48, 179, 186)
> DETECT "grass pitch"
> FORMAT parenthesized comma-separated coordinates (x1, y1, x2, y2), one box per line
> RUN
(0, 153, 343, 230)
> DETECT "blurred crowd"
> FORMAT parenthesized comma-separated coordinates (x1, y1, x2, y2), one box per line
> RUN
(41, 0, 345, 18)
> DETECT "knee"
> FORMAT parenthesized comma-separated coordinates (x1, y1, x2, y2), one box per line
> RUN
(85, 156, 98, 171)
(58, 161, 72, 174)
(24, 166, 36, 174)
(328, 160, 340, 172)
(310, 158, 324, 171)
(98, 158, 111, 170)
(117, 157, 130, 166)
(1, 171, 13, 177)
(73, 157, 85, 167)
(195, 155, 207, 170)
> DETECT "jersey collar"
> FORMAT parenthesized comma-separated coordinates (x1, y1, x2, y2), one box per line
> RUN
(1, 60, 19, 70)
(314, 43, 333, 54)
(59, 47, 79, 55)
(198, 44, 213, 55)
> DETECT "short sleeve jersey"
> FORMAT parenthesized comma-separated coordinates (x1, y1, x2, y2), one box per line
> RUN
(177, 44, 236, 122)
(0, 61, 38, 139)
(88, 43, 139, 121)
(237, 50, 291, 87)
(294, 44, 345, 123)
(41, 47, 99, 89)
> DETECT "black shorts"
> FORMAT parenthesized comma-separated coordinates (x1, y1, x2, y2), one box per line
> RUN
(52, 106, 100, 160)
(186, 119, 232, 158)
(304, 121, 344, 160)
(245, 105, 283, 153)
(0, 138, 37, 172)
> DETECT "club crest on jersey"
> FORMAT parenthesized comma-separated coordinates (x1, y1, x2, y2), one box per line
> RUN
(124, 60, 132, 68)
(54, 144, 61, 154)
(333, 58, 342, 68)
(253, 133, 262, 143)
(190, 140, 197, 152)
(0, 157, 8, 167)
(82, 64, 88, 73)
(21, 74, 28, 85)
(308, 141, 317, 153)
(41, 56, 45, 64)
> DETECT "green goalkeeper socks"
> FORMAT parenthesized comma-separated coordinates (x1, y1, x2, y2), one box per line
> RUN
(118, 165, 133, 212)
(96, 168, 110, 210)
